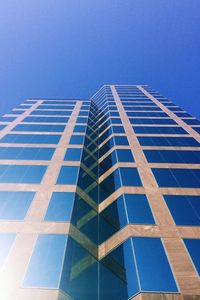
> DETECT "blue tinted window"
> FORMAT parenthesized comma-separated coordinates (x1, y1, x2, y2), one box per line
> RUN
(0, 116, 16, 122)
(31, 110, 71, 116)
(152, 168, 200, 188)
(0, 191, 35, 220)
(193, 127, 200, 134)
(0, 165, 47, 183)
(69, 135, 85, 145)
(56, 166, 79, 184)
(125, 194, 155, 224)
(127, 112, 167, 117)
(23, 234, 68, 288)
(12, 124, 65, 132)
(132, 237, 178, 292)
(112, 126, 125, 134)
(129, 118, 176, 125)
(0, 125, 6, 130)
(139, 137, 199, 147)
(184, 239, 200, 276)
(37, 105, 74, 110)
(23, 116, 69, 123)
(45, 192, 75, 221)
(114, 136, 129, 146)
(0, 134, 61, 144)
(76, 117, 88, 123)
(73, 125, 86, 133)
(164, 195, 200, 226)
(111, 118, 122, 124)
(0, 147, 55, 160)
(134, 126, 187, 134)
(184, 119, 200, 125)
(144, 150, 200, 164)
(120, 167, 142, 186)
(7, 110, 24, 115)
(64, 148, 82, 161)
(116, 149, 134, 162)
(0, 234, 16, 269)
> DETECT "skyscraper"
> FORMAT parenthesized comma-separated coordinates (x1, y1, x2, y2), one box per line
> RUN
(0, 85, 199, 300)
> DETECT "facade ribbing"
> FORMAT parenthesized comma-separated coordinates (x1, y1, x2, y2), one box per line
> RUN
(0, 85, 199, 300)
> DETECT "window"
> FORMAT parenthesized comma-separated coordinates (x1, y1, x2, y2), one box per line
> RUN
(31, 110, 71, 116)
(164, 195, 200, 226)
(37, 105, 74, 110)
(129, 118, 176, 125)
(134, 126, 187, 134)
(0, 191, 35, 220)
(0, 147, 55, 160)
(0, 125, 6, 130)
(120, 167, 142, 186)
(114, 136, 129, 146)
(144, 150, 200, 164)
(56, 166, 79, 184)
(12, 124, 65, 132)
(184, 119, 200, 125)
(100, 237, 178, 299)
(139, 137, 200, 147)
(0, 165, 47, 184)
(69, 135, 85, 145)
(0, 116, 16, 122)
(132, 237, 178, 292)
(76, 117, 88, 123)
(183, 239, 200, 276)
(152, 168, 200, 188)
(64, 148, 82, 161)
(193, 127, 200, 134)
(116, 149, 134, 162)
(0, 134, 61, 144)
(0, 234, 16, 269)
(73, 125, 86, 133)
(112, 126, 125, 134)
(23, 234, 68, 288)
(44, 192, 75, 221)
(23, 116, 69, 123)
(125, 194, 155, 224)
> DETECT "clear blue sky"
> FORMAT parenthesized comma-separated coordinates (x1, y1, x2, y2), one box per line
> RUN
(0, 0, 200, 118)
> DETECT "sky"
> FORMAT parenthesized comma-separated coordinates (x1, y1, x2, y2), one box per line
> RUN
(0, 0, 200, 119)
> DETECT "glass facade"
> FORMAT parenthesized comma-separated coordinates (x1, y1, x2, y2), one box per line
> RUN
(0, 85, 199, 299)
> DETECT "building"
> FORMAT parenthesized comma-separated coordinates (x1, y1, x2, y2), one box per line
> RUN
(0, 85, 199, 300)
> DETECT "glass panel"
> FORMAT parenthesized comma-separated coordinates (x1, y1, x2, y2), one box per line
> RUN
(23, 116, 69, 123)
(152, 168, 200, 188)
(120, 167, 142, 186)
(56, 166, 79, 184)
(184, 239, 200, 276)
(134, 126, 187, 134)
(139, 136, 200, 147)
(164, 195, 200, 226)
(0, 134, 61, 144)
(116, 149, 134, 162)
(70, 135, 85, 145)
(0, 191, 35, 220)
(144, 150, 200, 164)
(132, 237, 178, 292)
(0, 165, 47, 183)
(64, 148, 82, 161)
(0, 234, 16, 269)
(23, 234, 68, 288)
(45, 192, 75, 222)
(0, 147, 55, 160)
(125, 194, 155, 224)
(12, 124, 65, 132)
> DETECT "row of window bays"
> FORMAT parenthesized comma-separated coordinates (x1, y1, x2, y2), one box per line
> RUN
(0, 189, 199, 229)
(0, 232, 199, 298)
